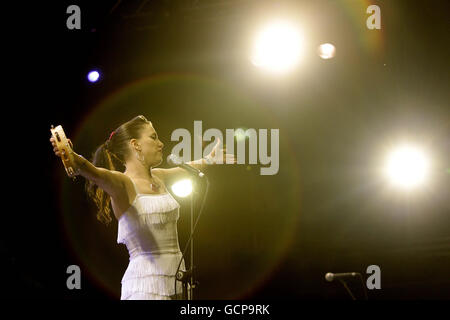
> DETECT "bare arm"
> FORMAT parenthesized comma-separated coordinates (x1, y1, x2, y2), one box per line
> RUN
(153, 158, 209, 187)
(154, 138, 236, 187)
(72, 152, 126, 198)
(50, 137, 126, 198)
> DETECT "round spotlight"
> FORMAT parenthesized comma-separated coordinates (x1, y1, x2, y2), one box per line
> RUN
(251, 20, 303, 73)
(385, 145, 430, 189)
(87, 70, 100, 82)
(318, 43, 336, 59)
(171, 179, 193, 198)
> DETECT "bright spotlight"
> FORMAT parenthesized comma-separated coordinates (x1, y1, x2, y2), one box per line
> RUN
(385, 145, 430, 189)
(318, 43, 336, 59)
(171, 179, 193, 198)
(251, 20, 303, 73)
(87, 70, 100, 82)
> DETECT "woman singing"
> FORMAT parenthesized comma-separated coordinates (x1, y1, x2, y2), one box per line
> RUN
(50, 115, 235, 300)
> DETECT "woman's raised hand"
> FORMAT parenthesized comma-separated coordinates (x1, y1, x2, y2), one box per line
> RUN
(49, 136, 73, 158)
(206, 138, 237, 164)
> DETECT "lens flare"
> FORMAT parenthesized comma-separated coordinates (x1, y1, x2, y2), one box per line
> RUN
(318, 43, 336, 59)
(171, 179, 193, 197)
(251, 20, 304, 73)
(66, 74, 301, 298)
(385, 145, 429, 189)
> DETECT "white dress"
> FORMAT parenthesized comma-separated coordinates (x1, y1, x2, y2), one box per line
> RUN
(117, 179, 186, 300)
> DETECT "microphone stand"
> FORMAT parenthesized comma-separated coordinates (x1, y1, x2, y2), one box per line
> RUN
(338, 279, 356, 300)
(189, 190, 195, 299)
(328, 272, 368, 300)
(175, 175, 209, 300)
(174, 193, 196, 300)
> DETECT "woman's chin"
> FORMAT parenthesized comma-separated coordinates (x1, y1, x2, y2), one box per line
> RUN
(151, 157, 163, 167)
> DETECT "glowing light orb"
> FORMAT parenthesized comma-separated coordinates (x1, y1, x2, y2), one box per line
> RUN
(171, 179, 193, 197)
(385, 145, 429, 189)
(251, 20, 303, 73)
(87, 70, 100, 82)
(318, 43, 336, 59)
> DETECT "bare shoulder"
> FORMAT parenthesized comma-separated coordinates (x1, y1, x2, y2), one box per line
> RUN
(152, 168, 170, 185)
(103, 169, 129, 185)
(98, 169, 133, 198)
(152, 168, 167, 179)
(153, 168, 184, 191)
(110, 170, 134, 190)
(110, 169, 128, 180)
(108, 171, 136, 216)
(153, 168, 178, 180)
(152, 167, 181, 185)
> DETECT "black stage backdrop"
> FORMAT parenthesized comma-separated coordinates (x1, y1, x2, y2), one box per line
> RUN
(4, 0, 450, 305)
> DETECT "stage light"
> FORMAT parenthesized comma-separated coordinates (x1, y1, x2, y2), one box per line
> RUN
(251, 20, 303, 73)
(87, 70, 100, 82)
(318, 43, 336, 59)
(171, 179, 193, 198)
(385, 145, 430, 189)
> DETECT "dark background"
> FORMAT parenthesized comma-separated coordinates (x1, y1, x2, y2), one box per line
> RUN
(4, 0, 449, 300)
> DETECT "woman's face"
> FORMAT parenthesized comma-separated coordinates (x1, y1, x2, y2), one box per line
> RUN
(137, 124, 164, 167)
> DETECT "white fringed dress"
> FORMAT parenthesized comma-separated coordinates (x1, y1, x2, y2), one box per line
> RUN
(117, 179, 186, 300)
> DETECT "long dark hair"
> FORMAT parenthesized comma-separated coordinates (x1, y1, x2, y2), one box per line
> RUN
(85, 115, 151, 225)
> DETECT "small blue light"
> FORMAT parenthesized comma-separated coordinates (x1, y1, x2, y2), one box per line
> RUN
(87, 70, 100, 82)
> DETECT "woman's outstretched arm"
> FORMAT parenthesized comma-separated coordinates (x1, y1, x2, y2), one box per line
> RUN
(154, 138, 236, 186)
(50, 137, 126, 198)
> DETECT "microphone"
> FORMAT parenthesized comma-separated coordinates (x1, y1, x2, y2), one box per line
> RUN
(167, 154, 205, 178)
(325, 272, 360, 282)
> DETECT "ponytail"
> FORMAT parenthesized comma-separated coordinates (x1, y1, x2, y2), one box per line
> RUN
(85, 143, 115, 225)
(84, 115, 150, 225)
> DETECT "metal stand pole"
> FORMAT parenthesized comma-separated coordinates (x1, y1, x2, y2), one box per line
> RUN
(338, 279, 356, 300)
(175, 176, 209, 300)
(189, 192, 194, 300)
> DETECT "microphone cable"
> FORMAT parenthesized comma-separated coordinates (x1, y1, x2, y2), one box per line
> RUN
(174, 176, 210, 299)
(358, 273, 369, 300)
